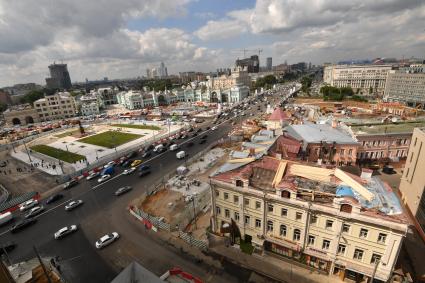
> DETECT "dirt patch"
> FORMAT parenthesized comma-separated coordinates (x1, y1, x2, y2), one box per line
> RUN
(186, 210, 211, 241)
(141, 189, 185, 223)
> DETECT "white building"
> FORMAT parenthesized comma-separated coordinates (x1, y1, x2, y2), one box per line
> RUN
(323, 65, 393, 96)
(33, 91, 77, 121)
(79, 92, 105, 116)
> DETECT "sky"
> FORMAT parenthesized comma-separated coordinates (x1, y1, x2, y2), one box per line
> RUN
(0, 0, 424, 87)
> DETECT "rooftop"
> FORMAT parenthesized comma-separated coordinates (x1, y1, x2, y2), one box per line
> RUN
(350, 121, 425, 134)
(285, 123, 358, 144)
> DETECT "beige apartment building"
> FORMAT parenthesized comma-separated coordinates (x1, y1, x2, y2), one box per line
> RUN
(211, 156, 408, 282)
(323, 65, 392, 96)
(384, 70, 425, 109)
(399, 127, 425, 239)
(207, 66, 251, 89)
(33, 92, 77, 121)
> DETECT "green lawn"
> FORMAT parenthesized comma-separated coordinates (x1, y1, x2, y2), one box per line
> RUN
(55, 128, 80, 138)
(30, 145, 85, 163)
(111, 124, 161, 131)
(78, 131, 142, 148)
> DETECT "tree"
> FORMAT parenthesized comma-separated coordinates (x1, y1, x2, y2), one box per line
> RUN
(340, 87, 354, 96)
(20, 90, 45, 105)
(0, 102, 7, 113)
(301, 76, 313, 94)
(255, 75, 277, 89)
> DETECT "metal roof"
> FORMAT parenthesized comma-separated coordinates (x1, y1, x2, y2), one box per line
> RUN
(285, 124, 358, 144)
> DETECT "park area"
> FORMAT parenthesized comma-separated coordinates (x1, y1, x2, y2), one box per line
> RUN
(78, 131, 142, 148)
(111, 124, 161, 130)
(30, 144, 85, 163)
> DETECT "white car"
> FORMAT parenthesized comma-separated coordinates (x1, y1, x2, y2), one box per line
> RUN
(123, 167, 136, 175)
(86, 172, 100, 180)
(54, 225, 78, 239)
(103, 161, 115, 169)
(95, 232, 119, 249)
(20, 199, 39, 211)
(98, 174, 111, 183)
(211, 126, 218, 131)
(25, 206, 44, 218)
(65, 200, 83, 211)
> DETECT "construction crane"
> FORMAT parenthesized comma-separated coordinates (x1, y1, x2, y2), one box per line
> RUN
(232, 48, 263, 58)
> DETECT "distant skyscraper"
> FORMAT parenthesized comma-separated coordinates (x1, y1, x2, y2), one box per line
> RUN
(266, 57, 272, 71)
(159, 62, 168, 78)
(235, 55, 259, 73)
(45, 63, 72, 90)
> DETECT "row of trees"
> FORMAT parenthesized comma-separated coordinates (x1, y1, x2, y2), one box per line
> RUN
(138, 79, 173, 91)
(254, 75, 277, 89)
(320, 86, 367, 102)
(300, 75, 313, 94)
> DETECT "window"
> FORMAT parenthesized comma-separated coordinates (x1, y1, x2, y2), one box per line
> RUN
(236, 179, 243, 187)
(337, 244, 346, 255)
(293, 229, 301, 241)
(216, 206, 221, 215)
(233, 195, 239, 204)
(326, 220, 333, 230)
(342, 224, 350, 233)
(296, 212, 302, 220)
(340, 204, 352, 213)
(255, 219, 261, 228)
(348, 149, 353, 155)
(281, 208, 288, 217)
(371, 253, 382, 264)
(322, 240, 330, 250)
(359, 228, 368, 238)
(281, 191, 290, 198)
(378, 233, 387, 243)
(255, 201, 261, 210)
(280, 225, 287, 237)
(267, 220, 274, 232)
(244, 198, 250, 206)
(310, 215, 317, 224)
(234, 212, 240, 221)
(244, 215, 250, 226)
(225, 209, 230, 218)
(224, 193, 229, 200)
(353, 249, 364, 261)
(268, 204, 274, 213)
(308, 235, 315, 245)
(215, 190, 219, 197)
(340, 149, 345, 155)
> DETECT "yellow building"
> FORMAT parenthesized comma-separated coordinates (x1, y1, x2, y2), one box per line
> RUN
(207, 66, 251, 89)
(34, 91, 77, 121)
(210, 156, 408, 282)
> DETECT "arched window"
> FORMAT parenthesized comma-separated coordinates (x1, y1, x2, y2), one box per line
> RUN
(281, 190, 290, 198)
(280, 225, 287, 237)
(340, 204, 352, 213)
(267, 220, 274, 232)
(236, 180, 244, 187)
(293, 229, 301, 241)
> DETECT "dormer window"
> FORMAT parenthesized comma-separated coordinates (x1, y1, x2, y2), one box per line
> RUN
(281, 190, 290, 198)
(236, 179, 244, 187)
(340, 204, 352, 213)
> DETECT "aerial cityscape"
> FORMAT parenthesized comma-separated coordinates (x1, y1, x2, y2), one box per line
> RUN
(0, 1, 425, 283)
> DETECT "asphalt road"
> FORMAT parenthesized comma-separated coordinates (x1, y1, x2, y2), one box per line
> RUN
(0, 91, 289, 282)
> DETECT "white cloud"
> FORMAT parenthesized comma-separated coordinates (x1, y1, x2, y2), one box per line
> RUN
(194, 19, 247, 41)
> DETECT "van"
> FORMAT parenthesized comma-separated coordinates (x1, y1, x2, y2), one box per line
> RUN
(0, 212, 13, 226)
(153, 144, 164, 152)
(170, 144, 179, 151)
(176, 151, 186, 159)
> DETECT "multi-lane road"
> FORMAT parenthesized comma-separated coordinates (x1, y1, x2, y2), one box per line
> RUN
(0, 91, 288, 282)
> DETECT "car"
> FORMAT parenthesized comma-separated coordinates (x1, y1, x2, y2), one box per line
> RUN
(383, 166, 395, 174)
(131, 160, 142, 167)
(126, 151, 138, 159)
(211, 126, 218, 131)
(146, 144, 155, 151)
(98, 174, 111, 183)
(103, 161, 116, 169)
(123, 167, 136, 175)
(19, 199, 39, 211)
(180, 135, 187, 139)
(206, 126, 210, 130)
(46, 194, 64, 205)
(65, 200, 83, 211)
(114, 186, 132, 196)
(186, 142, 194, 147)
(87, 171, 100, 180)
(63, 179, 78, 190)
(54, 225, 78, 239)
(11, 219, 37, 233)
(95, 232, 119, 249)
(192, 133, 198, 137)
(121, 160, 133, 167)
(141, 151, 151, 158)
(201, 135, 208, 139)
(25, 206, 45, 218)
(196, 128, 202, 133)
(199, 139, 207, 144)
(118, 157, 129, 165)
(188, 128, 194, 132)
(156, 147, 167, 153)
(138, 165, 151, 177)
(0, 241, 16, 255)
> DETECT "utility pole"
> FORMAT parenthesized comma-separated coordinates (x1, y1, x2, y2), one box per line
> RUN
(370, 259, 380, 283)
(23, 140, 32, 163)
(33, 246, 52, 283)
(192, 194, 197, 230)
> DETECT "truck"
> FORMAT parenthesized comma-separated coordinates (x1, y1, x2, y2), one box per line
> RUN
(0, 212, 13, 226)
(101, 166, 114, 176)
(176, 151, 186, 159)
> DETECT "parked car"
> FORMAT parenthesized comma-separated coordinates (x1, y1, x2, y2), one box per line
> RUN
(87, 171, 100, 180)
(138, 165, 151, 177)
(156, 147, 167, 153)
(46, 194, 64, 205)
(19, 199, 39, 211)
(103, 161, 115, 169)
(141, 151, 151, 158)
(63, 179, 78, 190)
(54, 225, 78, 239)
(0, 212, 13, 226)
(211, 126, 218, 131)
(383, 166, 395, 174)
(0, 241, 16, 255)
(25, 206, 45, 218)
(11, 219, 37, 233)
(170, 144, 179, 151)
(146, 144, 155, 151)
(95, 232, 119, 249)
(121, 160, 133, 167)
(131, 160, 142, 167)
(126, 151, 138, 159)
(98, 174, 111, 183)
(114, 186, 132, 196)
(65, 200, 83, 211)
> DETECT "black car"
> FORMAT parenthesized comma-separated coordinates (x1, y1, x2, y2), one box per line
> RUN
(187, 142, 194, 147)
(118, 157, 129, 165)
(146, 144, 155, 151)
(199, 139, 207, 144)
(139, 165, 151, 177)
(192, 133, 198, 137)
(122, 159, 133, 167)
(0, 241, 16, 255)
(141, 151, 151, 158)
(196, 128, 202, 133)
(11, 219, 37, 233)
(126, 151, 138, 159)
(63, 179, 78, 190)
(46, 193, 64, 204)
(201, 135, 208, 139)
(206, 126, 210, 130)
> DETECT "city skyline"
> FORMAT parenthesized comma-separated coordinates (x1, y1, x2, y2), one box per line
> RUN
(0, 0, 424, 87)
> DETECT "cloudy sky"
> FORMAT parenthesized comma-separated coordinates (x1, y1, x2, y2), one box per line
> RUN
(0, 0, 424, 87)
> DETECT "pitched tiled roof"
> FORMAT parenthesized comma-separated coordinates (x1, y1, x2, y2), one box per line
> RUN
(268, 108, 290, 121)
